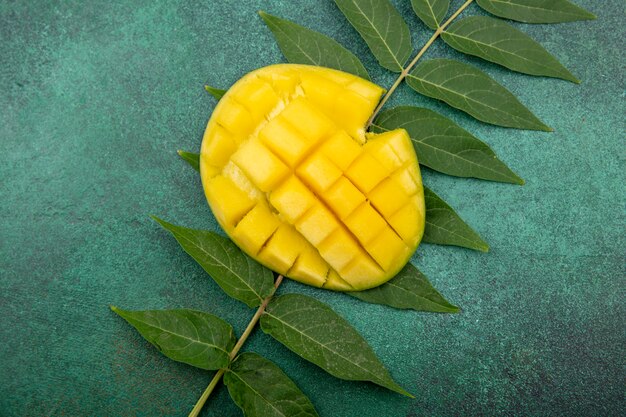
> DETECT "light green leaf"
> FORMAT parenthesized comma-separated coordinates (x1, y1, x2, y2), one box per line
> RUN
(224, 352, 319, 417)
(350, 263, 460, 313)
(151, 217, 275, 308)
(205, 84, 226, 100)
(443, 16, 579, 83)
(261, 294, 412, 397)
(411, 0, 449, 30)
(476, 0, 596, 24)
(111, 307, 235, 370)
(177, 150, 200, 171)
(423, 186, 489, 252)
(259, 11, 369, 80)
(407, 58, 551, 131)
(333, 0, 412, 72)
(372, 106, 523, 184)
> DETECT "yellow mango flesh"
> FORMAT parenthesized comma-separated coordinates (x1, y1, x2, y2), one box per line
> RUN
(200, 64, 425, 291)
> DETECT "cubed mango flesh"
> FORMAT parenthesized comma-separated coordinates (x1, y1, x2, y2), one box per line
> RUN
(200, 64, 424, 290)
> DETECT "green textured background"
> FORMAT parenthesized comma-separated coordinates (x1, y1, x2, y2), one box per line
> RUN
(1, 0, 624, 416)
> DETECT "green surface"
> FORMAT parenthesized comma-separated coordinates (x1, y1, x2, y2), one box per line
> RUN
(0, 0, 623, 416)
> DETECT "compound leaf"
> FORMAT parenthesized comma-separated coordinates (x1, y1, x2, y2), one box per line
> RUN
(476, 0, 596, 24)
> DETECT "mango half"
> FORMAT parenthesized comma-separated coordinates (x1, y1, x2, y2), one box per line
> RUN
(200, 64, 425, 291)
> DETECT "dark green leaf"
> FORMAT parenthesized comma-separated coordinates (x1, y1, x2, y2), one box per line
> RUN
(373, 106, 523, 184)
(151, 217, 275, 308)
(333, 0, 412, 72)
(225, 352, 319, 417)
(261, 294, 412, 397)
(205, 85, 226, 100)
(259, 11, 370, 80)
(111, 307, 235, 370)
(350, 263, 460, 313)
(443, 16, 579, 83)
(476, 0, 596, 24)
(423, 186, 489, 251)
(177, 150, 200, 172)
(407, 59, 551, 131)
(411, 0, 449, 30)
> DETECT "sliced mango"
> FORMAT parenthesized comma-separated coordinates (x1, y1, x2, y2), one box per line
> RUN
(200, 64, 425, 290)
(232, 202, 280, 254)
(269, 175, 316, 223)
(257, 224, 306, 273)
(296, 204, 340, 246)
(231, 139, 289, 192)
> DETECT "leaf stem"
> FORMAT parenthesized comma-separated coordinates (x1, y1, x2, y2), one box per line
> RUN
(187, 275, 285, 417)
(366, 0, 475, 127)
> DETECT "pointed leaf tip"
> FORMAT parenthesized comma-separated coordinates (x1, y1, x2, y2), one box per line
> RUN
(442, 16, 580, 83)
(407, 59, 551, 131)
(149, 214, 164, 224)
(260, 10, 370, 79)
(177, 150, 200, 171)
(350, 263, 461, 313)
(112, 308, 236, 370)
(261, 294, 412, 396)
(422, 186, 490, 252)
(373, 106, 526, 184)
(204, 85, 226, 100)
(153, 219, 274, 307)
(476, 0, 597, 24)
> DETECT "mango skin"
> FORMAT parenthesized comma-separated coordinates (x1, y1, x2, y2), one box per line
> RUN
(200, 64, 425, 291)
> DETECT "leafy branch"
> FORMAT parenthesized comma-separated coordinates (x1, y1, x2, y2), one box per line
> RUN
(367, 0, 475, 127)
(112, 1, 594, 416)
(188, 275, 284, 417)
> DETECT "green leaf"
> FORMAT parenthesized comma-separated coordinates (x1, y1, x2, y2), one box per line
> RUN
(476, 0, 596, 24)
(423, 186, 489, 252)
(205, 84, 226, 100)
(350, 263, 460, 313)
(407, 58, 551, 131)
(372, 106, 523, 184)
(261, 294, 412, 397)
(259, 11, 370, 80)
(333, 0, 412, 72)
(177, 150, 200, 172)
(111, 307, 235, 370)
(442, 16, 579, 83)
(411, 0, 449, 30)
(224, 352, 319, 417)
(151, 217, 275, 308)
